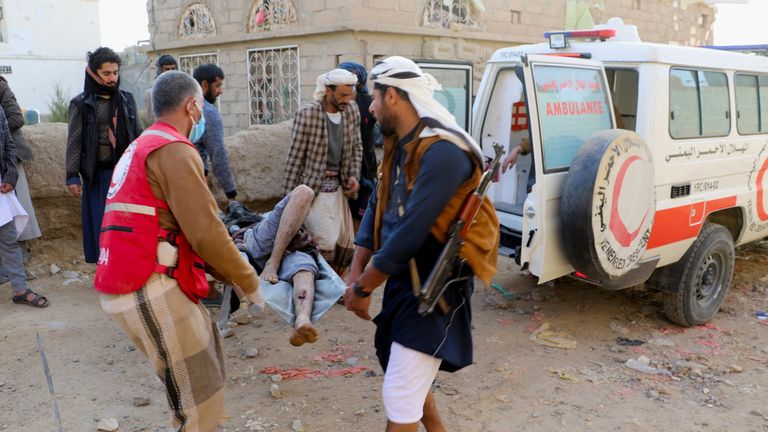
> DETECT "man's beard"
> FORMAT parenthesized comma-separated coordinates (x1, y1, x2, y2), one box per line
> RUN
(330, 95, 347, 112)
(376, 107, 397, 137)
(204, 90, 217, 104)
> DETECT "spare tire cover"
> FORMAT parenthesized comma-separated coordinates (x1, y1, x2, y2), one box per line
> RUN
(560, 129, 655, 280)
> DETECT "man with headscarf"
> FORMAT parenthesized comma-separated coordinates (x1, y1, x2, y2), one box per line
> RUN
(145, 54, 178, 125)
(284, 68, 362, 273)
(65, 47, 141, 263)
(96, 70, 263, 431)
(343, 56, 499, 431)
(339, 62, 378, 230)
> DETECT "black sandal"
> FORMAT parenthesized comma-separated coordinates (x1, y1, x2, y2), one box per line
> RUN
(12, 289, 49, 308)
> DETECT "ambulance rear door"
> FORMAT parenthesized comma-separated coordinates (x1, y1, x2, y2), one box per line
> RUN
(521, 54, 616, 282)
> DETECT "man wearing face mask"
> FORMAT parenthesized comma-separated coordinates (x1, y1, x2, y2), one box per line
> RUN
(192, 63, 237, 200)
(95, 71, 263, 432)
(65, 47, 141, 263)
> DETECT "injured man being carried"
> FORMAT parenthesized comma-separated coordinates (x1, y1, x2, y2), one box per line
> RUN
(223, 185, 345, 346)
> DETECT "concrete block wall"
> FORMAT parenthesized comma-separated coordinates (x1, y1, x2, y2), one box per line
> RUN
(146, 0, 716, 136)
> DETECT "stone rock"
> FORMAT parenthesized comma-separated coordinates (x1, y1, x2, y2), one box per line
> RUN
(243, 347, 258, 358)
(219, 327, 234, 338)
(96, 417, 119, 431)
(291, 419, 304, 432)
(270, 374, 283, 383)
(344, 357, 359, 367)
(530, 290, 545, 302)
(647, 338, 676, 347)
(62, 270, 80, 279)
(50, 264, 61, 275)
(270, 383, 282, 399)
(133, 396, 151, 407)
(213, 121, 293, 203)
(728, 364, 743, 373)
(231, 308, 252, 325)
(125, 344, 136, 353)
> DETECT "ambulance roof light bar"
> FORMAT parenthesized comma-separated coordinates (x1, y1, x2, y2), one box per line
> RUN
(544, 29, 616, 49)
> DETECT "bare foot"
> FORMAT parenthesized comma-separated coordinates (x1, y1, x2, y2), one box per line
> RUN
(261, 258, 280, 284)
(289, 323, 319, 347)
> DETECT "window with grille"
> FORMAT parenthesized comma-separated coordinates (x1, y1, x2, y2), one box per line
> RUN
(422, 0, 482, 29)
(247, 0, 298, 32)
(248, 46, 300, 125)
(178, 3, 216, 39)
(178, 53, 219, 75)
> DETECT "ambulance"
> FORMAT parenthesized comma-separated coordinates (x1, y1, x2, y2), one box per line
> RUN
(474, 18, 768, 326)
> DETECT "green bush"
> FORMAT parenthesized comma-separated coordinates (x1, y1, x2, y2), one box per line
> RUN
(48, 82, 69, 123)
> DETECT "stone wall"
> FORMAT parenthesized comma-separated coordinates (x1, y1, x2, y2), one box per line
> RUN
(21, 122, 294, 242)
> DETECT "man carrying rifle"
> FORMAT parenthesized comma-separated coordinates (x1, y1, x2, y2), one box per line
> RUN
(343, 56, 499, 432)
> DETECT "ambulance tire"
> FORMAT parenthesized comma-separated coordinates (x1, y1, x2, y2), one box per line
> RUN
(560, 129, 655, 281)
(662, 223, 734, 327)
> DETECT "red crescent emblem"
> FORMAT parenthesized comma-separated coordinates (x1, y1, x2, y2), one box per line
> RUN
(756, 159, 768, 222)
(609, 155, 649, 247)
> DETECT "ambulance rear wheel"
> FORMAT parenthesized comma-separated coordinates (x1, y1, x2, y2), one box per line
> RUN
(662, 223, 734, 327)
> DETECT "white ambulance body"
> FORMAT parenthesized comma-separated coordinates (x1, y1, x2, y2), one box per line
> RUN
(474, 18, 768, 326)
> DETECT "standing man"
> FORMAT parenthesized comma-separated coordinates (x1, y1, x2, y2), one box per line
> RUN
(95, 71, 263, 431)
(339, 62, 377, 229)
(343, 57, 499, 431)
(145, 54, 177, 125)
(192, 63, 238, 200)
(0, 75, 41, 244)
(0, 105, 48, 308)
(65, 47, 141, 263)
(284, 68, 362, 270)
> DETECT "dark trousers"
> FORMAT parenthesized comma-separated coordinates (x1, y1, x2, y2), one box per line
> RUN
(82, 167, 113, 263)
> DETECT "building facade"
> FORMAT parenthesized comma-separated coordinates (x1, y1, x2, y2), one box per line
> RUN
(146, 0, 716, 136)
(0, 0, 100, 114)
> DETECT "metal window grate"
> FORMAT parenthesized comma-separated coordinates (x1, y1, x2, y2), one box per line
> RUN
(178, 3, 216, 39)
(422, 0, 480, 29)
(671, 184, 691, 199)
(247, 0, 298, 32)
(247, 46, 300, 125)
(178, 53, 219, 75)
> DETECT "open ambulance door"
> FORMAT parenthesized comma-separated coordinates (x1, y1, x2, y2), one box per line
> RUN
(416, 60, 473, 132)
(520, 54, 616, 283)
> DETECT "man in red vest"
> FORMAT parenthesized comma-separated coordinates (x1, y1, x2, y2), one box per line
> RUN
(95, 70, 263, 432)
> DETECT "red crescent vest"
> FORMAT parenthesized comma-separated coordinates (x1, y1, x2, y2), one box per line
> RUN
(94, 122, 209, 302)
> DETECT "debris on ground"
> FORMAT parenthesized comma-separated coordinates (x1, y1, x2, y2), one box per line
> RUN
(529, 322, 577, 349)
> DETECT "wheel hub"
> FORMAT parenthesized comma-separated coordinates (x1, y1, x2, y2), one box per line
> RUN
(695, 253, 723, 306)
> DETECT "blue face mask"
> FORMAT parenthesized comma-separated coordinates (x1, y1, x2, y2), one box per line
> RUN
(188, 101, 206, 143)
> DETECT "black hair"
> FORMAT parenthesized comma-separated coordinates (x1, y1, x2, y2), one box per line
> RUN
(373, 83, 410, 102)
(156, 54, 178, 72)
(192, 63, 225, 85)
(87, 47, 121, 72)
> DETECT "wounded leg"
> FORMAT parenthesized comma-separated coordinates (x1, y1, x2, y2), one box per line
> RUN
(262, 185, 314, 283)
(289, 270, 317, 347)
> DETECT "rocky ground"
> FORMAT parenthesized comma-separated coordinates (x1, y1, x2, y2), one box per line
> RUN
(1, 238, 767, 432)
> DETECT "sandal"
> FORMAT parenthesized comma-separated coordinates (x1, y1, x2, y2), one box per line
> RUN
(12, 289, 49, 308)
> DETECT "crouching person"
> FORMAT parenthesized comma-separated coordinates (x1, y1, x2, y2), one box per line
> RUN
(94, 71, 263, 432)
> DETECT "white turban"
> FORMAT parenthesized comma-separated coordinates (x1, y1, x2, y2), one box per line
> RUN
(313, 68, 358, 101)
(370, 56, 483, 164)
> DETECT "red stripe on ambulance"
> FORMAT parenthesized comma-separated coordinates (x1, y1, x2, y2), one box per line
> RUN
(647, 196, 737, 250)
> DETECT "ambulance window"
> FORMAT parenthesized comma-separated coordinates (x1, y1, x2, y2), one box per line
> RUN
(669, 68, 730, 139)
(605, 68, 639, 131)
(760, 76, 768, 131)
(735, 74, 760, 134)
(532, 65, 613, 172)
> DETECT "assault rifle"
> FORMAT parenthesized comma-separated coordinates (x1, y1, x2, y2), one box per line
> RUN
(417, 143, 504, 316)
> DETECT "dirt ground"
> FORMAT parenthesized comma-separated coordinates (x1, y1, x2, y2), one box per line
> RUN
(1, 239, 767, 432)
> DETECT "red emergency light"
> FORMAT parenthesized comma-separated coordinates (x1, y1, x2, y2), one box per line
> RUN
(544, 29, 616, 49)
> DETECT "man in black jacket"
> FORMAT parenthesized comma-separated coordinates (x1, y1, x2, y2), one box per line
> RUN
(65, 47, 141, 263)
(339, 62, 377, 230)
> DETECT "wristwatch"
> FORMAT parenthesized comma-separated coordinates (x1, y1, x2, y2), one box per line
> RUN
(353, 281, 371, 298)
